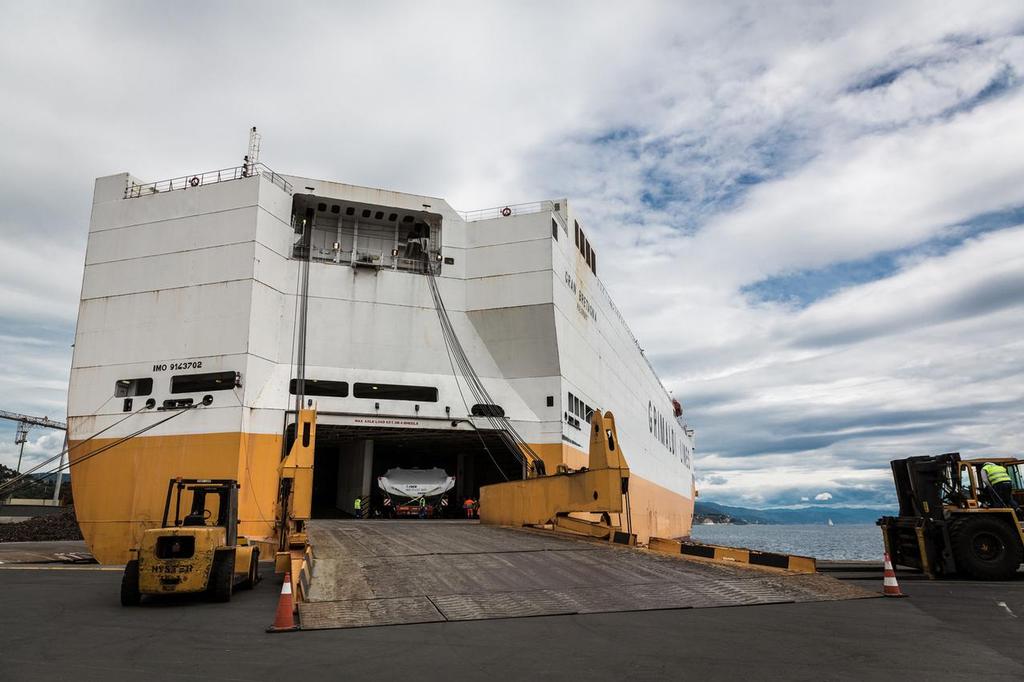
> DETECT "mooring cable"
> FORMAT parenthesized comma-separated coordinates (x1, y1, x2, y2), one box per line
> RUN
(0, 402, 206, 499)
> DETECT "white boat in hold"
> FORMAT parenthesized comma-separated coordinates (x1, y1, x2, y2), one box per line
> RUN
(377, 467, 456, 499)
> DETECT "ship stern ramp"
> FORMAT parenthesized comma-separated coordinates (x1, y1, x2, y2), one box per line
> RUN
(296, 519, 873, 630)
(296, 412, 872, 630)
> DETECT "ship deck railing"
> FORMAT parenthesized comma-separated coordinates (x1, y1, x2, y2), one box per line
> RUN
(123, 162, 292, 199)
(460, 200, 560, 222)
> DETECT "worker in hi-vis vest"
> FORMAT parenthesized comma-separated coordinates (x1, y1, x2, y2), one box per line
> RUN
(354, 496, 363, 519)
(981, 462, 1019, 518)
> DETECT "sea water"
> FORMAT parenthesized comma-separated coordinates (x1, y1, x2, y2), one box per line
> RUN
(690, 523, 884, 561)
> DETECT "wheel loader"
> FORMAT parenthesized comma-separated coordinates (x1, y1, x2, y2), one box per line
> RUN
(878, 453, 1024, 580)
(120, 478, 261, 605)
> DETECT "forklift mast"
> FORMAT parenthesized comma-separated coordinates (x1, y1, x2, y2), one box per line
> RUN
(891, 453, 961, 520)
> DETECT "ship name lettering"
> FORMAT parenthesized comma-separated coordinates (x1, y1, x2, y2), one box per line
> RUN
(564, 271, 577, 294)
(649, 399, 687, 465)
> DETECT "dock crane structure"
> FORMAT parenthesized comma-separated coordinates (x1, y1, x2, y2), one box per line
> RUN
(0, 409, 68, 502)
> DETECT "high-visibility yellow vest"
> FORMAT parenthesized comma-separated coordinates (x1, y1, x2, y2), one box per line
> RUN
(983, 463, 1012, 486)
(354, 498, 362, 509)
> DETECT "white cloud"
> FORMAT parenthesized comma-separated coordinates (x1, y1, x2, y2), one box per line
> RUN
(814, 492, 833, 502)
(0, 429, 66, 473)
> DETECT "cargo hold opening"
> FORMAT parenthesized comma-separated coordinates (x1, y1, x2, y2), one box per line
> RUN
(286, 423, 522, 519)
(290, 195, 442, 273)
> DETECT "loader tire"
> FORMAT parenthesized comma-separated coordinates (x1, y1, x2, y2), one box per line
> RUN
(238, 549, 259, 590)
(120, 560, 141, 606)
(207, 552, 235, 602)
(950, 515, 1023, 580)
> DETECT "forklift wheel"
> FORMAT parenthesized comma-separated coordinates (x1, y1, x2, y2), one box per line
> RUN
(238, 548, 260, 590)
(207, 552, 235, 602)
(120, 560, 142, 606)
(950, 515, 1023, 580)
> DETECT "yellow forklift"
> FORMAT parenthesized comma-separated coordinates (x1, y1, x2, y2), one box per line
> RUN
(878, 453, 1024, 580)
(120, 478, 260, 605)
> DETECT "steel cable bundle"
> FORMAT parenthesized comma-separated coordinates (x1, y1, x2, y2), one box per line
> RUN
(423, 258, 545, 477)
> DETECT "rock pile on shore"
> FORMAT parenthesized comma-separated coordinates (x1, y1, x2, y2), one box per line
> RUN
(0, 508, 83, 543)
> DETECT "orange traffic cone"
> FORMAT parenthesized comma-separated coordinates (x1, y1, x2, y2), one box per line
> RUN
(882, 553, 907, 598)
(266, 572, 299, 632)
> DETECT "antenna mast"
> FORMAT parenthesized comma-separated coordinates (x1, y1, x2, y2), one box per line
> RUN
(244, 126, 262, 176)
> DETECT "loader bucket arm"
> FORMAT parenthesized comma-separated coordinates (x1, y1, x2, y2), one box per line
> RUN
(479, 410, 632, 542)
(277, 408, 316, 552)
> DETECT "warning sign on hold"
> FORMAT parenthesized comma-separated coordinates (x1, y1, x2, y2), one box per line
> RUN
(352, 417, 421, 427)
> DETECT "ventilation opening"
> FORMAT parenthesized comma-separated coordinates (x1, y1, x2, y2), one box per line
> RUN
(353, 383, 438, 402)
(290, 379, 349, 397)
(115, 378, 153, 397)
(170, 371, 239, 393)
(471, 403, 505, 418)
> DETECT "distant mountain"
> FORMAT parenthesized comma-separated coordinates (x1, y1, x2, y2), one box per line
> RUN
(695, 500, 895, 525)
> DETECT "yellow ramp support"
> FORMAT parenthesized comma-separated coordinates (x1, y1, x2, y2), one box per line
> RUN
(276, 408, 316, 568)
(480, 411, 630, 532)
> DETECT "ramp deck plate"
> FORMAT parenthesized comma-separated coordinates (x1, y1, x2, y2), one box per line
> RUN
(298, 520, 872, 630)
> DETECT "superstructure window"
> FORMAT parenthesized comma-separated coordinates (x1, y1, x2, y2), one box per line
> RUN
(569, 392, 587, 418)
(573, 220, 598, 274)
(170, 371, 239, 394)
(114, 378, 153, 397)
(290, 379, 349, 397)
(353, 382, 438, 402)
(552, 218, 558, 240)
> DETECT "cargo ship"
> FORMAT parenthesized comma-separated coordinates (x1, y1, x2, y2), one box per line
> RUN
(67, 150, 696, 563)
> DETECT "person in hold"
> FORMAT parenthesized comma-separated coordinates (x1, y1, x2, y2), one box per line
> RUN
(463, 497, 476, 519)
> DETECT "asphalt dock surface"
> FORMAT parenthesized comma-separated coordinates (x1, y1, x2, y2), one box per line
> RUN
(2, 549, 1024, 680)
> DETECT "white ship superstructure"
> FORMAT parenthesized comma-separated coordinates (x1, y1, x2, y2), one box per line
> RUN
(68, 161, 695, 563)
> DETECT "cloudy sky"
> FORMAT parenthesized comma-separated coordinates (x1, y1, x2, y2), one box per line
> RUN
(1, 1, 1022, 509)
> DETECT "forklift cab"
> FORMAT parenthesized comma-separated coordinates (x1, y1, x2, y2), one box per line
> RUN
(958, 459, 1024, 510)
(165, 479, 239, 546)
